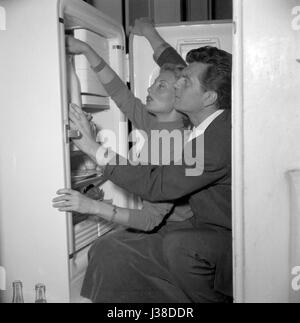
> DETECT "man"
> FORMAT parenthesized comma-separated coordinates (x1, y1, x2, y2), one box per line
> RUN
(68, 19, 232, 303)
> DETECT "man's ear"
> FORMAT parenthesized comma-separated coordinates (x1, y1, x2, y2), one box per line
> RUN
(203, 90, 218, 107)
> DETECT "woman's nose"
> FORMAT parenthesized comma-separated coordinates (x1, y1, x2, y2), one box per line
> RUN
(174, 79, 182, 89)
(148, 85, 154, 94)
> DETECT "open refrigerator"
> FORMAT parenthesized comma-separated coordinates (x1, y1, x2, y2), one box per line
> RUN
(0, 0, 232, 302)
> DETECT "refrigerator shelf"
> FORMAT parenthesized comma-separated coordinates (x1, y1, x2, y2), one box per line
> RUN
(72, 173, 106, 189)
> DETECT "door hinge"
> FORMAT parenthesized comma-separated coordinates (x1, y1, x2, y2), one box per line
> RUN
(65, 124, 81, 144)
(233, 21, 237, 34)
(125, 53, 130, 84)
(112, 45, 125, 50)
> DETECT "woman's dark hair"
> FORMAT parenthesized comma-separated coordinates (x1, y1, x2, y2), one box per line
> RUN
(186, 46, 232, 110)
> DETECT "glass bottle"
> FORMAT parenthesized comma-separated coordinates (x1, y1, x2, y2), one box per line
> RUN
(35, 283, 47, 303)
(12, 281, 24, 303)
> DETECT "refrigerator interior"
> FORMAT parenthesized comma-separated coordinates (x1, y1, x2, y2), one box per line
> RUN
(63, 16, 233, 303)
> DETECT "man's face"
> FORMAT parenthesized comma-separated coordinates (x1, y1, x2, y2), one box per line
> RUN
(174, 62, 209, 114)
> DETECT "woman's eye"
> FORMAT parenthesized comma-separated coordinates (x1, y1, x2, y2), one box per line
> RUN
(184, 78, 190, 87)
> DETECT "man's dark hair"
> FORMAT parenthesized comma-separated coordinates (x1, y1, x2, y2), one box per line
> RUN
(186, 46, 232, 110)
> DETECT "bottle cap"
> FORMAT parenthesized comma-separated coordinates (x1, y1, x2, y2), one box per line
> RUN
(35, 283, 45, 290)
(13, 280, 22, 286)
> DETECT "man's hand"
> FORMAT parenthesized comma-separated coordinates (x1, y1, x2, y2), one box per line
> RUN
(131, 17, 156, 37)
(69, 103, 99, 159)
(52, 189, 99, 214)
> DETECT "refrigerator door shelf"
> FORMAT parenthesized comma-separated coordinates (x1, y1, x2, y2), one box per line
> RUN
(81, 94, 110, 110)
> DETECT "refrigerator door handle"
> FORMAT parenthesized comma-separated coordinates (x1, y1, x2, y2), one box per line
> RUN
(65, 124, 81, 143)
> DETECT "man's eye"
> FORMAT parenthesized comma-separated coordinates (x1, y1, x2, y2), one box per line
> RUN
(181, 78, 188, 86)
(159, 84, 166, 88)
(184, 78, 191, 86)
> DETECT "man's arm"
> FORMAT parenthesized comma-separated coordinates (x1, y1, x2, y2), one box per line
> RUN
(103, 137, 230, 203)
(67, 36, 154, 131)
(103, 162, 228, 203)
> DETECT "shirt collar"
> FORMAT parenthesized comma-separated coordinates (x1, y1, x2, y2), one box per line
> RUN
(188, 110, 225, 142)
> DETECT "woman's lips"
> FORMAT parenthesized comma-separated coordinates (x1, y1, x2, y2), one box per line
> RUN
(146, 96, 153, 103)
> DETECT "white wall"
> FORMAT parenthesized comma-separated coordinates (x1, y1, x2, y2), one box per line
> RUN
(233, 0, 300, 303)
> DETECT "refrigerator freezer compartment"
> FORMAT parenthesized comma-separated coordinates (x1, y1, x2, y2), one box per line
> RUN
(71, 28, 111, 109)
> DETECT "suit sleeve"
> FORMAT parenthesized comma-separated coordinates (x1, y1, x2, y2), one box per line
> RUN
(154, 45, 187, 67)
(103, 136, 230, 203)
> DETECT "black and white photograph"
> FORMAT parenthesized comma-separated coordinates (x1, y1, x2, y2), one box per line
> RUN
(0, 0, 300, 307)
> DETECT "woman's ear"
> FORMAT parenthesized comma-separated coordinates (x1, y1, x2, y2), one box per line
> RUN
(203, 90, 218, 107)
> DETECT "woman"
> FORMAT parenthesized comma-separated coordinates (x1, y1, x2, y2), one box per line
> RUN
(53, 21, 194, 302)
(53, 34, 192, 232)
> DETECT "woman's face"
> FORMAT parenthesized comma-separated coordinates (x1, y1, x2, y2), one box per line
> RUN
(145, 70, 177, 115)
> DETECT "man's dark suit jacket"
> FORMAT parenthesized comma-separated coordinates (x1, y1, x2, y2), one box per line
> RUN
(103, 47, 232, 297)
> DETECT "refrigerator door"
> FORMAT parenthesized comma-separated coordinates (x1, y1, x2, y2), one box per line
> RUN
(129, 21, 232, 106)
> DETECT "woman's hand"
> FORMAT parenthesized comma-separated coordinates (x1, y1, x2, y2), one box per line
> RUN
(66, 36, 90, 55)
(66, 35, 104, 69)
(52, 189, 99, 214)
(131, 18, 156, 37)
(69, 103, 99, 159)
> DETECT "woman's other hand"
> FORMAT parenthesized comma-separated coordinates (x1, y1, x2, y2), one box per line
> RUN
(131, 17, 155, 37)
(66, 35, 90, 55)
(52, 189, 99, 214)
(66, 36, 104, 69)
